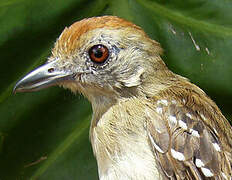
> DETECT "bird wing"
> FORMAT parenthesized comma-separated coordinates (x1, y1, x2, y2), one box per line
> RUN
(145, 98, 232, 179)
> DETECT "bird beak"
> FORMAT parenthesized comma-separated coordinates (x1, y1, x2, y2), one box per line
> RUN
(13, 59, 75, 93)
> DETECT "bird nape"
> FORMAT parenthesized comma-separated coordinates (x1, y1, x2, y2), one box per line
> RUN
(14, 16, 232, 179)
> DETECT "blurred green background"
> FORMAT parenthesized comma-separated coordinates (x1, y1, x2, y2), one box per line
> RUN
(0, 0, 231, 179)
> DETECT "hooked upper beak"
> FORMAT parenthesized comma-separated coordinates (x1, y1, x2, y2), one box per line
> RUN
(13, 60, 75, 93)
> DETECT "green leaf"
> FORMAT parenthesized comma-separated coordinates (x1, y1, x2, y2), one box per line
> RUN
(0, 0, 231, 179)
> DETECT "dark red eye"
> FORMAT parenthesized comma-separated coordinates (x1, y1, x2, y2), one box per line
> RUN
(89, 44, 109, 63)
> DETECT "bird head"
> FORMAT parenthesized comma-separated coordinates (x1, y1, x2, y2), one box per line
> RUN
(14, 16, 173, 105)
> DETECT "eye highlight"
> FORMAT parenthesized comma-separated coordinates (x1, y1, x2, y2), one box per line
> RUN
(89, 44, 109, 63)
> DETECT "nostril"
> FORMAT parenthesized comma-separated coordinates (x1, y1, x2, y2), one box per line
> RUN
(48, 68, 55, 73)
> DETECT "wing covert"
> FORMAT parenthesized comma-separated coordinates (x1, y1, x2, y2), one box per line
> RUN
(145, 98, 232, 179)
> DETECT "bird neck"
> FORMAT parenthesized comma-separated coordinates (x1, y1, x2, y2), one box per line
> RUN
(88, 68, 183, 128)
(90, 94, 117, 129)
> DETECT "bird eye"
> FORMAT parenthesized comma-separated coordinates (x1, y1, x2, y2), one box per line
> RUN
(89, 44, 109, 63)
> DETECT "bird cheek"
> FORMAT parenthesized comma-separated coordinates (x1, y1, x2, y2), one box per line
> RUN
(119, 67, 145, 88)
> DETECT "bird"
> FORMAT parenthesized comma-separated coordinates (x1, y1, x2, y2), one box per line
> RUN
(14, 16, 232, 179)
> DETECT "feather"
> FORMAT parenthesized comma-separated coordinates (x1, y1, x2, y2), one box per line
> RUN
(146, 86, 232, 179)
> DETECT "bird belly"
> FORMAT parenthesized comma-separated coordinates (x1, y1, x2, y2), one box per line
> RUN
(99, 148, 162, 180)
(93, 131, 162, 180)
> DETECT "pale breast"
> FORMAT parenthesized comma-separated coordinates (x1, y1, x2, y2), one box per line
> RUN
(98, 137, 161, 180)
(91, 98, 163, 180)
